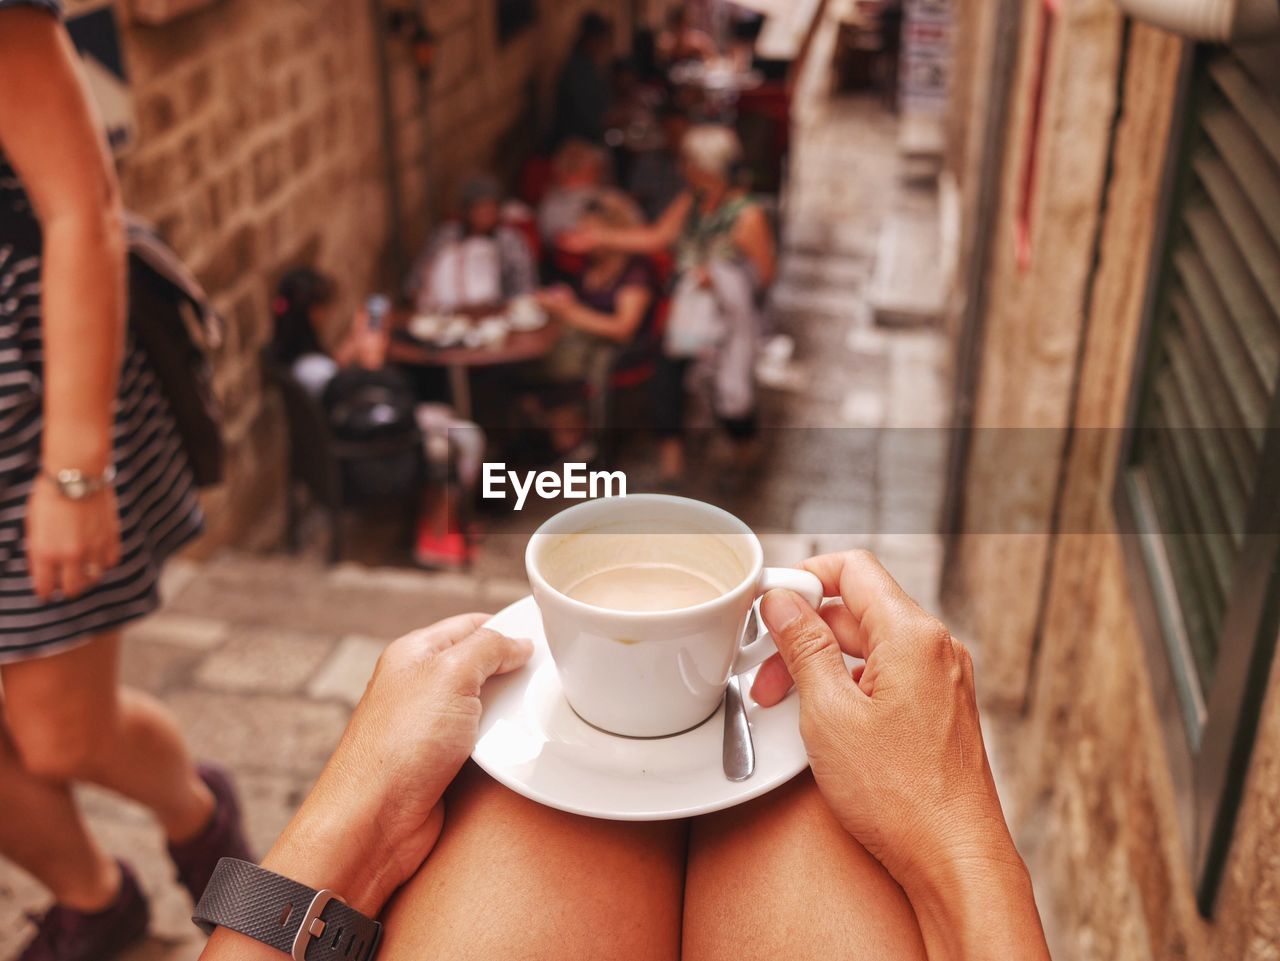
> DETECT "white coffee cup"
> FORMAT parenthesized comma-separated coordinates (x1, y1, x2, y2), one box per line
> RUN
(526, 494, 823, 738)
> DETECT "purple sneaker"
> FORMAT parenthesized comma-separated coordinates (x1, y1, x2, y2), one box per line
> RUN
(17, 860, 149, 961)
(167, 763, 253, 903)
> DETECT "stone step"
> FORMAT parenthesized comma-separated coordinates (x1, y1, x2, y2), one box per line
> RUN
(776, 251, 870, 290)
(164, 551, 523, 639)
(782, 219, 881, 261)
(770, 285, 866, 318)
(868, 202, 946, 328)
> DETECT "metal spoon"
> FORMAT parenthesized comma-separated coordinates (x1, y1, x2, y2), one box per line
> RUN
(722, 613, 758, 781)
(722, 675, 755, 781)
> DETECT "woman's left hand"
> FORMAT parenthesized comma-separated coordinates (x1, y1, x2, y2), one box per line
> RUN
(258, 614, 533, 915)
(25, 478, 121, 600)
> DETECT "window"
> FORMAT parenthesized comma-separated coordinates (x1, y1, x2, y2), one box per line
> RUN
(1116, 38, 1280, 915)
(497, 0, 536, 44)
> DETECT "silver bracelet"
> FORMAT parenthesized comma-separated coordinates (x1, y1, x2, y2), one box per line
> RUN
(41, 466, 117, 500)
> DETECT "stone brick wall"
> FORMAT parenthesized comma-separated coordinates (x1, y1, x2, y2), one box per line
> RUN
(70, 0, 645, 548)
(947, 9, 1280, 961)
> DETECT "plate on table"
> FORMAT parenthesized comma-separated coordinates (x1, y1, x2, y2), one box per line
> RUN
(407, 313, 444, 342)
(407, 312, 470, 346)
(472, 596, 857, 821)
(506, 295, 548, 332)
(470, 315, 511, 348)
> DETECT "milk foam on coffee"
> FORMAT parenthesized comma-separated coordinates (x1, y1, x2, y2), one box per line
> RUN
(565, 563, 726, 612)
(537, 524, 752, 615)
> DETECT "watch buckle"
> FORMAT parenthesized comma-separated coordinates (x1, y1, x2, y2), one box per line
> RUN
(292, 889, 343, 961)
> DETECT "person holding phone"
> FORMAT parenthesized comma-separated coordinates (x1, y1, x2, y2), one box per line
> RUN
(267, 269, 483, 569)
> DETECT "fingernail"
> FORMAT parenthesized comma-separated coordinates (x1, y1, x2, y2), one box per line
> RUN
(761, 589, 802, 629)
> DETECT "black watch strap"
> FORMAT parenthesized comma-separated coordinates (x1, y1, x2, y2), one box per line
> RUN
(193, 858, 382, 961)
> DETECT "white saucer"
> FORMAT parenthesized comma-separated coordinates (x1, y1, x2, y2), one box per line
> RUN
(473, 596, 853, 821)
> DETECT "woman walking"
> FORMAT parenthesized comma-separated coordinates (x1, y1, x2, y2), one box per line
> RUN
(0, 4, 249, 959)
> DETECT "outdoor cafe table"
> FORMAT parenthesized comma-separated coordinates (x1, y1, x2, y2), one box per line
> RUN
(386, 307, 560, 419)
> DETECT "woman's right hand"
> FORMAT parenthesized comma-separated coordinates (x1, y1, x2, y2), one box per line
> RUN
(753, 550, 1049, 961)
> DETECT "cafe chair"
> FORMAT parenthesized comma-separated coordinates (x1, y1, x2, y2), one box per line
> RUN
(262, 354, 425, 564)
(516, 154, 554, 207)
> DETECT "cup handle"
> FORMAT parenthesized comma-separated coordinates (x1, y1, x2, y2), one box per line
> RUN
(731, 568, 824, 675)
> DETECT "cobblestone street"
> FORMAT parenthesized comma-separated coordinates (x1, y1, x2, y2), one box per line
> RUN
(0, 87, 952, 961)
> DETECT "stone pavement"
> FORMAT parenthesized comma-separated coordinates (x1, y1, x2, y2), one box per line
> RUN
(0, 92, 953, 961)
(0, 558, 529, 961)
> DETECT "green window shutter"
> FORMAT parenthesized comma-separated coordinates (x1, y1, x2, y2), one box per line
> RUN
(1132, 45, 1280, 697)
(1117, 38, 1280, 915)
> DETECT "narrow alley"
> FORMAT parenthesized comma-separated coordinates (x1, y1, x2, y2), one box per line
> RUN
(0, 69, 953, 961)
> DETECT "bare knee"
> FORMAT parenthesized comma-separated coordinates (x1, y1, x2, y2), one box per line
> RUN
(8, 703, 115, 782)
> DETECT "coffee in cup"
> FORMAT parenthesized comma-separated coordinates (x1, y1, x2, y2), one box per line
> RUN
(564, 562, 727, 612)
(526, 494, 823, 737)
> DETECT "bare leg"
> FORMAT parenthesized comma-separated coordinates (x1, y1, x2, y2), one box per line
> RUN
(548, 404, 588, 454)
(379, 762, 686, 961)
(730, 436, 762, 473)
(683, 771, 927, 961)
(1, 632, 214, 843)
(659, 437, 684, 481)
(0, 695, 120, 911)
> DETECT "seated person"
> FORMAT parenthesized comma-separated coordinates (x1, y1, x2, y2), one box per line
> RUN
(268, 268, 483, 569)
(549, 12, 615, 148)
(194, 550, 1052, 961)
(268, 268, 384, 392)
(626, 101, 690, 221)
(631, 26, 662, 85)
(530, 190, 657, 455)
(537, 139, 609, 248)
(405, 174, 537, 312)
(603, 55, 662, 135)
(656, 7, 715, 67)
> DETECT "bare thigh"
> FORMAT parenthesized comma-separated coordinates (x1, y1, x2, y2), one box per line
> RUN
(1, 634, 119, 776)
(378, 762, 687, 961)
(683, 771, 927, 961)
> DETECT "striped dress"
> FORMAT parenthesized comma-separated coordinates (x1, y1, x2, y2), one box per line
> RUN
(0, 14, 204, 661)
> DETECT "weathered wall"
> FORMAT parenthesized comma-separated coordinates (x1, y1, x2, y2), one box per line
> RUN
(107, 0, 384, 549)
(950, 9, 1280, 961)
(945, 0, 1124, 708)
(944, 0, 1002, 254)
(70, 0, 639, 548)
